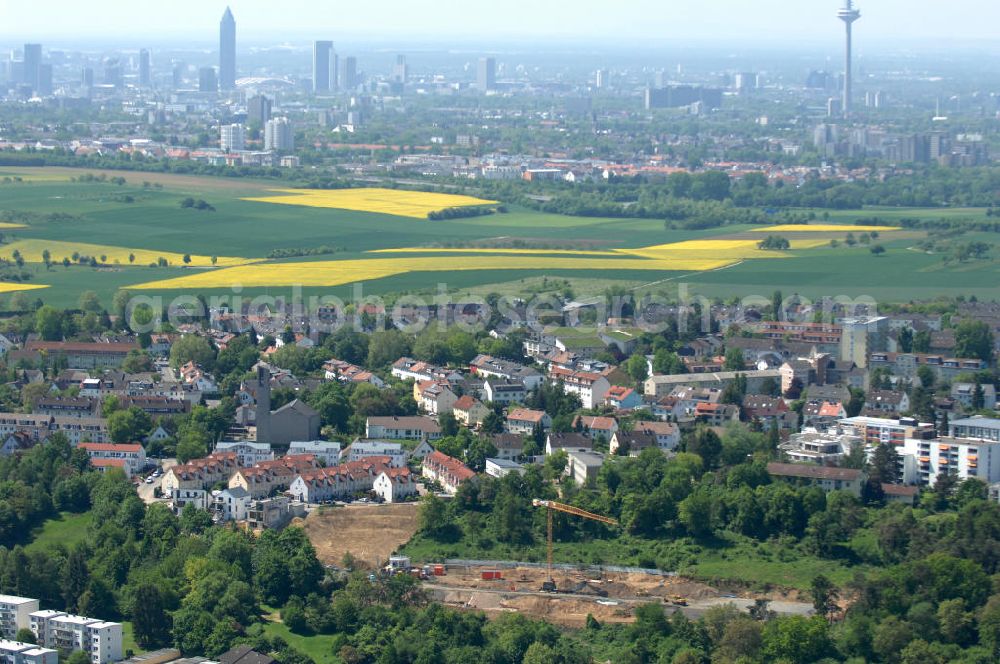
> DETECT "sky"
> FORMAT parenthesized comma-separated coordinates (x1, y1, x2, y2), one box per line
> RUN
(2, 0, 999, 45)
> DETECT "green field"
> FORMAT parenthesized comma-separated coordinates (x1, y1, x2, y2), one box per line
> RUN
(1, 167, 998, 308)
(25, 512, 94, 552)
(262, 620, 338, 664)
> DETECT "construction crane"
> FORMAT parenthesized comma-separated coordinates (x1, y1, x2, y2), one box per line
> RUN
(532, 499, 618, 592)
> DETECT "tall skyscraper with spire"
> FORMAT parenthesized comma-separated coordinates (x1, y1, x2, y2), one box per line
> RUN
(219, 7, 236, 91)
(838, 0, 860, 120)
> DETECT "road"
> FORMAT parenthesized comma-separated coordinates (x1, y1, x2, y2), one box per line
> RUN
(136, 457, 177, 505)
(423, 582, 813, 620)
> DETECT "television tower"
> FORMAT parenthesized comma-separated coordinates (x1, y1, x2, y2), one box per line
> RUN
(838, 0, 861, 120)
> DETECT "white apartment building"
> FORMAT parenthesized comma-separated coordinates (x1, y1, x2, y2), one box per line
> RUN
(264, 117, 294, 151)
(214, 441, 274, 467)
(901, 436, 1000, 486)
(30, 611, 122, 664)
(549, 367, 609, 409)
(0, 596, 38, 639)
(0, 639, 57, 664)
(288, 441, 342, 465)
(77, 443, 147, 477)
(342, 441, 407, 468)
(220, 123, 245, 152)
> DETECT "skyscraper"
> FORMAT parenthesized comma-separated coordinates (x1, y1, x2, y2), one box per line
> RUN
(247, 94, 273, 126)
(838, 0, 861, 120)
(139, 49, 151, 87)
(477, 57, 496, 92)
(313, 41, 334, 93)
(219, 7, 236, 91)
(340, 56, 358, 90)
(393, 55, 408, 84)
(595, 69, 609, 89)
(22, 43, 41, 90)
(198, 67, 218, 93)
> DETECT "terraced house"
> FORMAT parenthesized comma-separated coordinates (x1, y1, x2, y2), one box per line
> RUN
(422, 450, 476, 494)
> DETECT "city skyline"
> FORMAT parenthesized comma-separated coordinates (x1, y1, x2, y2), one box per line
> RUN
(2, 0, 1000, 43)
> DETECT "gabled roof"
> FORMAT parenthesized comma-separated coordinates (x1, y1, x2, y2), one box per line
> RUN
(507, 408, 547, 423)
(767, 462, 862, 482)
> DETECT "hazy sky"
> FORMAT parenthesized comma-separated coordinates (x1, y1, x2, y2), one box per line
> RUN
(2, 0, 999, 44)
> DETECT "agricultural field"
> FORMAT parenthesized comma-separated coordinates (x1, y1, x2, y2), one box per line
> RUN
(0, 166, 997, 308)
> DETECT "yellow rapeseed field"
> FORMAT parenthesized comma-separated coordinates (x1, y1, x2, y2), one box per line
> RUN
(371, 247, 620, 257)
(0, 283, 48, 294)
(244, 187, 498, 219)
(3, 240, 250, 267)
(128, 238, 832, 291)
(754, 224, 900, 232)
(0, 223, 27, 229)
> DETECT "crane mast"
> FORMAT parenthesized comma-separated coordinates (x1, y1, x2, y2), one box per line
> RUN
(532, 499, 618, 592)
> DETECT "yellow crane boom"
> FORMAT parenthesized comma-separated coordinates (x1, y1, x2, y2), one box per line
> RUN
(532, 499, 618, 591)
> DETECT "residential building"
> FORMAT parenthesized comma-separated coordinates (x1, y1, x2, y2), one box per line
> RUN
(545, 432, 592, 456)
(0, 596, 39, 639)
(246, 496, 303, 530)
(802, 401, 848, 428)
(365, 416, 442, 441)
(469, 355, 543, 389)
(477, 56, 496, 91)
(342, 440, 407, 468)
(247, 94, 272, 125)
(483, 379, 527, 405)
(168, 488, 209, 515)
(901, 436, 1000, 485)
(30, 611, 122, 664)
(742, 395, 798, 431)
(373, 468, 417, 503)
(491, 433, 524, 461)
(506, 409, 551, 436)
(951, 383, 997, 411)
(864, 390, 910, 415)
(839, 416, 936, 447)
(868, 353, 988, 383)
(695, 402, 741, 426)
(264, 117, 294, 152)
(160, 452, 239, 494)
(632, 420, 681, 450)
(289, 456, 391, 503)
(604, 386, 641, 410)
(422, 451, 476, 494)
(213, 486, 251, 521)
(0, 639, 57, 664)
(572, 415, 618, 442)
(0, 414, 112, 446)
(22, 341, 138, 369)
(840, 316, 888, 368)
(415, 380, 458, 415)
(644, 369, 783, 398)
(77, 443, 146, 477)
(219, 646, 275, 664)
(766, 462, 865, 496)
(288, 441, 341, 465)
(452, 395, 488, 427)
(220, 123, 245, 152)
(214, 441, 273, 467)
(779, 428, 861, 465)
(565, 450, 605, 485)
(485, 458, 525, 478)
(949, 416, 1000, 442)
(549, 367, 609, 409)
(609, 430, 658, 456)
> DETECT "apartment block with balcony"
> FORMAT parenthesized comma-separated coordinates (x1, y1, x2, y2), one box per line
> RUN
(0, 596, 38, 639)
(29, 611, 122, 664)
(901, 436, 1000, 486)
(0, 639, 57, 664)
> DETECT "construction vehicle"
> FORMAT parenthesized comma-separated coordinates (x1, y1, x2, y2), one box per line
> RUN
(532, 499, 618, 593)
(669, 595, 689, 606)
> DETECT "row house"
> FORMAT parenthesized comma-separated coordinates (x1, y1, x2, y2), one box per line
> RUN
(229, 455, 319, 498)
(160, 451, 239, 493)
(422, 451, 476, 494)
(766, 462, 865, 496)
(23, 340, 139, 369)
(33, 398, 96, 418)
(548, 366, 610, 409)
(390, 357, 462, 384)
(77, 443, 147, 477)
(0, 413, 110, 445)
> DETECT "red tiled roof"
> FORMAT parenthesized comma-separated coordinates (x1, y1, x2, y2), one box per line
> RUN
(79, 442, 143, 453)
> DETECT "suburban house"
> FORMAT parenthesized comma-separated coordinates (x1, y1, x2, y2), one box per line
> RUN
(483, 378, 527, 405)
(373, 467, 418, 503)
(766, 462, 865, 496)
(951, 383, 997, 411)
(632, 420, 681, 450)
(572, 415, 618, 442)
(491, 433, 524, 461)
(609, 430, 659, 456)
(77, 442, 147, 477)
(695, 402, 741, 426)
(391, 357, 461, 384)
(802, 401, 847, 428)
(452, 395, 489, 427)
(213, 486, 251, 521)
(864, 390, 910, 416)
(549, 366, 610, 409)
(0, 432, 35, 456)
(741, 395, 798, 431)
(545, 432, 592, 455)
(604, 386, 642, 410)
(422, 450, 476, 494)
(323, 359, 385, 388)
(365, 416, 442, 441)
(506, 408, 551, 435)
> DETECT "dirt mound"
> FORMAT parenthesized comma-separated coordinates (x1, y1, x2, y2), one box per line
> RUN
(302, 504, 420, 568)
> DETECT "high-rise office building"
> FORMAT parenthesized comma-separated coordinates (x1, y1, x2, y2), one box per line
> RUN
(104, 60, 123, 88)
(247, 94, 272, 126)
(219, 7, 236, 90)
(36, 64, 52, 96)
(264, 117, 294, 152)
(393, 55, 408, 84)
(172, 62, 185, 89)
(220, 124, 245, 152)
(595, 69, 609, 89)
(82, 67, 94, 88)
(313, 41, 334, 93)
(477, 57, 496, 91)
(340, 56, 358, 90)
(22, 43, 42, 90)
(139, 49, 151, 87)
(198, 67, 218, 93)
